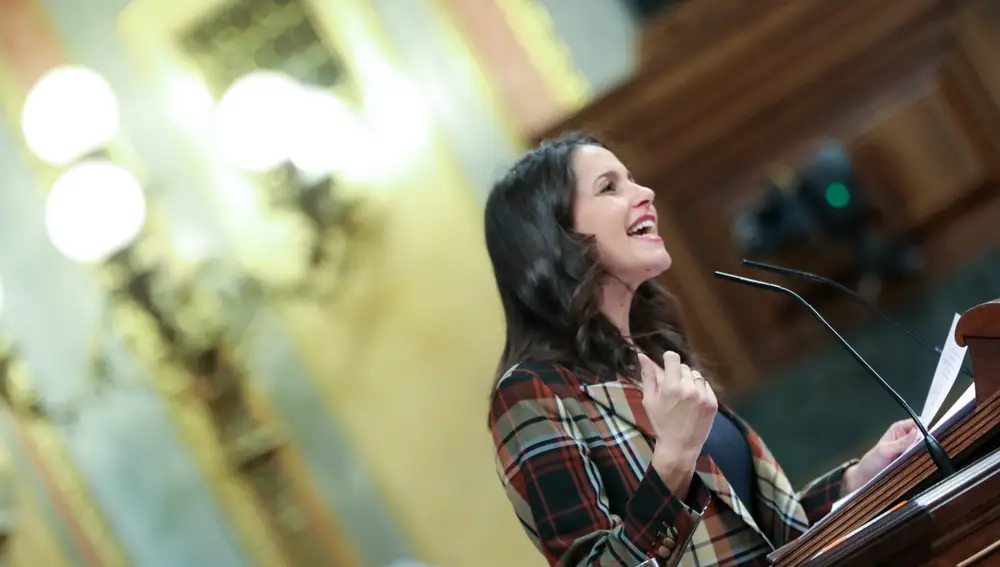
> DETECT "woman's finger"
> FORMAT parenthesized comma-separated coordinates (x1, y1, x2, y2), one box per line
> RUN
(637, 353, 658, 397)
(662, 351, 681, 388)
(692, 370, 708, 388)
(679, 363, 693, 384)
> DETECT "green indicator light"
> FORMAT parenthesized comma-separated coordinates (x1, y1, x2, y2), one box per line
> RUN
(825, 182, 850, 208)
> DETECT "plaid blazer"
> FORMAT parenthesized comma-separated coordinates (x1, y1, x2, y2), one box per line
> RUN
(489, 360, 857, 567)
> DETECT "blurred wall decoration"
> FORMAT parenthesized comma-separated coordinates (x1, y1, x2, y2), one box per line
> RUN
(0, 0, 602, 565)
(0, 332, 127, 567)
(0, 338, 20, 560)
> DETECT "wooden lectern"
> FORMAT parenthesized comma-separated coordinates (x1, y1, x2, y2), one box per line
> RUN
(767, 300, 1000, 566)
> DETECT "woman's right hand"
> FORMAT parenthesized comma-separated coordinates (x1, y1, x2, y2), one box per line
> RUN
(638, 351, 717, 498)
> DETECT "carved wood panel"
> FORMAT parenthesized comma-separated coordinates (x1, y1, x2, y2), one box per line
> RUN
(541, 0, 1000, 390)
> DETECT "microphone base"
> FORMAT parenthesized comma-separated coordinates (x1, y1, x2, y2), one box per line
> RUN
(924, 434, 957, 478)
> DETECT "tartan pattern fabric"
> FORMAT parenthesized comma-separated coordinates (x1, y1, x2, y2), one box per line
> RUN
(490, 360, 857, 567)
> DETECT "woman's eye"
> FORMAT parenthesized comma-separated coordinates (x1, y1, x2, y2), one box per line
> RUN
(599, 181, 615, 194)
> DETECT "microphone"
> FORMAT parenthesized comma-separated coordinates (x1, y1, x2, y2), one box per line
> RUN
(742, 259, 974, 379)
(714, 271, 956, 478)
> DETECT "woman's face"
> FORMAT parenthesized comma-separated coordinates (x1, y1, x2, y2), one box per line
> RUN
(572, 145, 671, 287)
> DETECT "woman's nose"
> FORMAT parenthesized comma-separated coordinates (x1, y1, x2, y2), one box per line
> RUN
(633, 184, 655, 207)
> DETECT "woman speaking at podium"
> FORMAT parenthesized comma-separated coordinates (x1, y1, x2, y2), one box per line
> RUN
(484, 134, 918, 567)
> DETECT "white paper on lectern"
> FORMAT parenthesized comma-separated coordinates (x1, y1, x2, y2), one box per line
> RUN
(919, 313, 967, 426)
(827, 382, 976, 516)
(932, 381, 976, 430)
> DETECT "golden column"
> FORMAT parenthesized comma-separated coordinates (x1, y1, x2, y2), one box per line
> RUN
(441, 0, 590, 136)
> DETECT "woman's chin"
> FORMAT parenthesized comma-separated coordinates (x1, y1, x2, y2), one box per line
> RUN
(648, 249, 672, 272)
(637, 254, 672, 281)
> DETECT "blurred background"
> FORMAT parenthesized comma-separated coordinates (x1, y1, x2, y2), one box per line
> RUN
(0, 0, 995, 565)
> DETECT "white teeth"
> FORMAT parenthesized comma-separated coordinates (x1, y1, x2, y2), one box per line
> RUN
(627, 219, 656, 236)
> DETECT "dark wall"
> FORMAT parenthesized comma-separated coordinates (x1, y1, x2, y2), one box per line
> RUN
(732, 248, 1000, 486)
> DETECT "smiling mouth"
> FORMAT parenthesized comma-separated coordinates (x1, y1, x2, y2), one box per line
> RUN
(627, 218, 661, 240)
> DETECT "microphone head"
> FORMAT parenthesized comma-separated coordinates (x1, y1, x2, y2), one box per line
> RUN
(714, 271, 766, 289)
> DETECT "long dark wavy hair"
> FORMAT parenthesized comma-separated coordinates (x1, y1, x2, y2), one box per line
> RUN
(484, 132, 706, 388)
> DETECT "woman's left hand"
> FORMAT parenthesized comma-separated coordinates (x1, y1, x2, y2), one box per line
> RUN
(843, 419, 921, 494)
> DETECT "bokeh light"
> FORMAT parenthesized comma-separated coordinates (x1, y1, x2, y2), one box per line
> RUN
(22, 66, 120, 166)
(45, 160, 147, 263)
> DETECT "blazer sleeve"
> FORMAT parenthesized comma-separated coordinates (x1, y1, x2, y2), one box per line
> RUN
(490, 366, 711, 567)
(796, 459, 860, 525)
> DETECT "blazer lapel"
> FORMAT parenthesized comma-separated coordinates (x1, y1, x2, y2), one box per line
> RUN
(722, 407, 810, 545)
(582, 384, 779, 540)
(581, 383, 809, 545)
(693, 453, 770, 543)
(581, 380, 656, 441)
